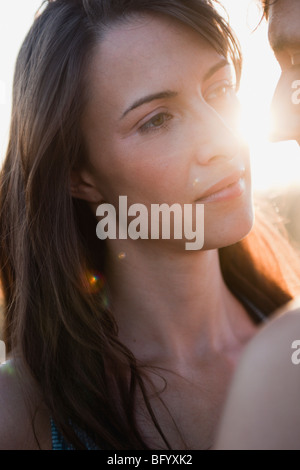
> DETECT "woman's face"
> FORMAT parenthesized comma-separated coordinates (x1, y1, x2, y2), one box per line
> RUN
(79, 14, 253, 251)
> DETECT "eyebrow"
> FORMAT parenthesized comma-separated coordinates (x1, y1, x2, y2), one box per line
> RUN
(120, 59, 230, 119)
(121, 90, 177, 119)
(203, 58, 230, 82)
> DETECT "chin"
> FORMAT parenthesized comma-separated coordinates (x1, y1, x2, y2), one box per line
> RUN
(270, 119, 300, 144)
(201, 198, 254, 251)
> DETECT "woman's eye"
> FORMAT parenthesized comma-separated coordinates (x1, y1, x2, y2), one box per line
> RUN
(139, 112, 172, 133)
(205, 83, 236, 102)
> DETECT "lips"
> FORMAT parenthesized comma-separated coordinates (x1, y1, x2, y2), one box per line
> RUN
(196, 169, 246, 203)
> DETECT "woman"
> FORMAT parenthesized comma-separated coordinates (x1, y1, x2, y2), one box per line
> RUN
(0, 0, 299, 450)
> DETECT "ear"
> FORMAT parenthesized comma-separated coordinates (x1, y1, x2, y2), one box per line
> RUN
(70, 168, 104, 204)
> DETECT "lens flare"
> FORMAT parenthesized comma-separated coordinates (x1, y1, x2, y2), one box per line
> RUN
(83, 270, 106, 294)
(81, 270, 111, 309)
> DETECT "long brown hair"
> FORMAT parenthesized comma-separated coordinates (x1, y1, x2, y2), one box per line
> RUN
(0, 0, 299, 450)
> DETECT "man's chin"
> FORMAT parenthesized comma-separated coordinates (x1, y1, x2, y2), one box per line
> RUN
(269, 129, 300, 145)
(269, 115, 300, 145)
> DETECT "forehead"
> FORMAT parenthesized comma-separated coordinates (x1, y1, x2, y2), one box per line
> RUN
(85, 14, 223, 107)
(268, 0, 300, 52)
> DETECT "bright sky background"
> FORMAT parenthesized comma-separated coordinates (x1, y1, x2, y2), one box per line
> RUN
(1, 0, 300, 192)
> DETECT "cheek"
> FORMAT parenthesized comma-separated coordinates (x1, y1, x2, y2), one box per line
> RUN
(95, 136, 191, 204)
(213, 96, 241, 133)
(270, 70, 300, 140)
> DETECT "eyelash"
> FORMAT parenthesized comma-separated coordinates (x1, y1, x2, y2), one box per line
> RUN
(205, 82, 237, 102)
(139, 112, 173, 134)
(137, 82, 236, 135)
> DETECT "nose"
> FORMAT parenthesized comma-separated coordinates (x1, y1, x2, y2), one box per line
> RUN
(270, 70, 300, 145)
(192, 103, 242, 165)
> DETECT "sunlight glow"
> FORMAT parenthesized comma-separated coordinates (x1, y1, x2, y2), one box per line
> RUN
(222, 0, 300, 192)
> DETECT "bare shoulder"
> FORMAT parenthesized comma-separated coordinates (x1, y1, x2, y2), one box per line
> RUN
(215, 302, 300, 450)
(243, 299, 300, 362)
(0, 359, 51, 450)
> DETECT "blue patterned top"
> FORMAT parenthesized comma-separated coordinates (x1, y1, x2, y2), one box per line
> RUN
(51, 419, 99, 450)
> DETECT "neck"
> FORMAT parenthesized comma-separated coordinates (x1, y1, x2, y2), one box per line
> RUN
(104, 240, 255, 365)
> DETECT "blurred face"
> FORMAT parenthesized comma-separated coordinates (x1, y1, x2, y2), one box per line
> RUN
(80, 14, 253, 251)
(268, 0, 300, 144)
